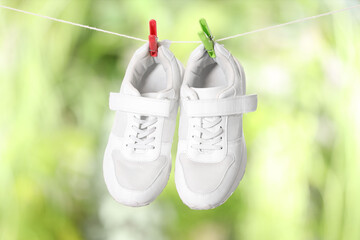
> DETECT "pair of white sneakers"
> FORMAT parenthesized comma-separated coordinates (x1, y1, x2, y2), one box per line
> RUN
(103, 41, 257, 210)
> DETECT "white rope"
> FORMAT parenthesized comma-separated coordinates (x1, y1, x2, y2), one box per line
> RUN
(217, 3, 360, 41)
(0, 4, 359, 43)
(0, 5, 147, 42)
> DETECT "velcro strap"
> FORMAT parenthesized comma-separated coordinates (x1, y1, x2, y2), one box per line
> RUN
(181, 94, 257, 117)
(109, 93, 177, 117)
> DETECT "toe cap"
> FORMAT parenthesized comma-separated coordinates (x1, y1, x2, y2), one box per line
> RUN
(179, 153, 235, 194)
(112, 150, 167, 191)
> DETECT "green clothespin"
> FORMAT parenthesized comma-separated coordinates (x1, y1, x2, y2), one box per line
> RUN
(198, 18, 216, 58)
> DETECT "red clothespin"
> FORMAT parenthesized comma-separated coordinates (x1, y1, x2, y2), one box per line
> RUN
(149, 19, 158, 57)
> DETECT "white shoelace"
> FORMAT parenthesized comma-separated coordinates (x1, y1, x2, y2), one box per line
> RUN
(126, 115, 157, 151)
(191, 116, 224, 151)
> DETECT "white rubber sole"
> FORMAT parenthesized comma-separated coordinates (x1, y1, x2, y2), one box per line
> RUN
(103, 145, 171, 207)
(175, 140, 247, 210)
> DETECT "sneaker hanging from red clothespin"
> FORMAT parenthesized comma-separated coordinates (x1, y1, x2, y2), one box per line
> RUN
(149, 19, 158, 57)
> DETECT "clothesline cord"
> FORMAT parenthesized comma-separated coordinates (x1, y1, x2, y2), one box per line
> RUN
(0, 5, 147, 42)
(0, 4, 359, 43)
(217, 3, 360, 42)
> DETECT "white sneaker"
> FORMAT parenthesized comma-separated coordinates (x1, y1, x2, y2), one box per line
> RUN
(175, 43, 257, 210)
(103, 42, 183, 207)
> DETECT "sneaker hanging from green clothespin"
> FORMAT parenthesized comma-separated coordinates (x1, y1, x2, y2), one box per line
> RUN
(198, 18, 216, 58)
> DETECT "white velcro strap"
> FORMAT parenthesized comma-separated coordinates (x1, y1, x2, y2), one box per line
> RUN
(182, 94, 257, 117)
(109, 93, 177, 117)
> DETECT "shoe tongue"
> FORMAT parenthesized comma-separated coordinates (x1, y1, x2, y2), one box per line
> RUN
(122, 82, 142, 96)
(122, 81, 175, 99)
(191, 86, 226, 100)
(141, 89, 175, 99)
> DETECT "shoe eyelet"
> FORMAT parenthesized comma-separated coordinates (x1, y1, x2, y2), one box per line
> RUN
(220, 147, 223, 150)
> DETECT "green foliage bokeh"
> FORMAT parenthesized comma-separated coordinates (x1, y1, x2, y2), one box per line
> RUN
(0, 0, 360, 239)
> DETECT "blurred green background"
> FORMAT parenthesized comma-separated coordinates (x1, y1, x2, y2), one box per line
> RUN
(1, 0, 360, 239)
